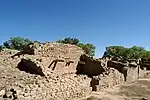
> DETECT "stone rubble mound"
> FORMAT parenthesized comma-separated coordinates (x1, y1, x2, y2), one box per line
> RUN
(0, 42, 148, 100)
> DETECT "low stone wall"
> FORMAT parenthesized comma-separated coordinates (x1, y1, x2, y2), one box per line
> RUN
(89, 68, 124, 91)
(0, 69, 91, 100)
(0, 43, 149, 100)
(139, 67, 147, 78)
(107, 60, 147, 82)
(0, 66, 147, 100)
(126, 66, 139, 82)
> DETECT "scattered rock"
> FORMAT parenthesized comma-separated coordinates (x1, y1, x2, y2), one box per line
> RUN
(0, 42, 148, 100)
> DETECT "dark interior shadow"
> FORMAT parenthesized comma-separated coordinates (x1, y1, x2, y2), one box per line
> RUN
(17, 59, 45, 76)
(90, 78, 99, 91)
(11, 51, 24, 58)
(76, 54, 105, 77)
(107, 60, 128, 81)
(48, 59, 64, 70)
(65, 61, 74, 66)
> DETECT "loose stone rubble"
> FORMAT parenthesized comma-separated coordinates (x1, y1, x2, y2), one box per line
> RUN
(0, 42, 149, 100)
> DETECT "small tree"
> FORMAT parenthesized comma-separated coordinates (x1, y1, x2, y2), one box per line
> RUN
(3, 37, 32, 50)
(57, 37, 79, 45)
(78, 43, 95, 56)
(34, 40, 41, 44)
(3, 41, 10, 49)
(103, 46, 127, 58)
(103, 45, 146, 59)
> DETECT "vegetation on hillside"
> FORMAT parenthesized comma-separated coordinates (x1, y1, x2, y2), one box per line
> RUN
(3, 37, 32, 50)
(103, 46, 150, 60)
(1, 37, 150, 59)
(57, 37, 79, 45)
(0, 37, 96, 56)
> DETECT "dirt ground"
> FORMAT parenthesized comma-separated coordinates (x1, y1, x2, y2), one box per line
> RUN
(76, 75, 150, 100)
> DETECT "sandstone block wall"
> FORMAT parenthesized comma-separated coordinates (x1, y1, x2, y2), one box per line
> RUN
(0, 42, 149, 100)
(0, 69, 91, 100)
(139, 66, 147, 78)
(126, 66, 139, 82)
(95, 68, 125, 91)
(25, 42, 84, 74)
(11, 42, 85, 76)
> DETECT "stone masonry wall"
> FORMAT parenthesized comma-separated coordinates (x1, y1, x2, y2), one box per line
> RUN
(126, 66, 139, 82)
(12, 42, 85, 76)
(90, 68, 125, 92)
(0, 43, 148, 100)
(0, 69, 91, 100)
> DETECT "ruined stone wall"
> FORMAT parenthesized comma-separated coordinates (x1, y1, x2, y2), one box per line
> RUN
(11, 42, 85, 76)
(126, 66, 139, 82)
(0, 43, 94, 100)
(76, 55, 108, 76)
(107, 60, 147, 82)
(0, 43, 149, 100)
(25, 42, 84, 74)
(90, 68, 124, 91)
(90, 66, 147, 92)
(139, 67, 147, 78)
(0, 68, 91, 100)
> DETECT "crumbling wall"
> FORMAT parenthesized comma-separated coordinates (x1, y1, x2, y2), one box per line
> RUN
(138, 66, 147, 78)
(0, 49, 21, 69)
(17, 58, 45, 76)
(0, 42, 149, 100)
(126, 66, 139, 82)
(107, 60, 146, 82)
(76, 54, 107, 77)
(0, 68, 91, 100)
(12, 42, 85, 76)
(95, 68, 125, 91)
(76, 55, 147, 92)
(76, 55, 125, 91)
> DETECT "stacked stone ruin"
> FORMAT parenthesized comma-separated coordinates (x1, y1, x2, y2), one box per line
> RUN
(0, 42, 149, 100)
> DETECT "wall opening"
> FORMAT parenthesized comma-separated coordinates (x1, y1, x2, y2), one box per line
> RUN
(76, 54, 106, 77)
(90, 78, 99, 91)
(17, 59, 45, 76)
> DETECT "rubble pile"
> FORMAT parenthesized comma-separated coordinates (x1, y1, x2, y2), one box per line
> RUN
(0, 42, 149, 100)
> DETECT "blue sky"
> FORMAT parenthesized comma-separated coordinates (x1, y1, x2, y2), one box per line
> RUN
(0, 0, 150, 57)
